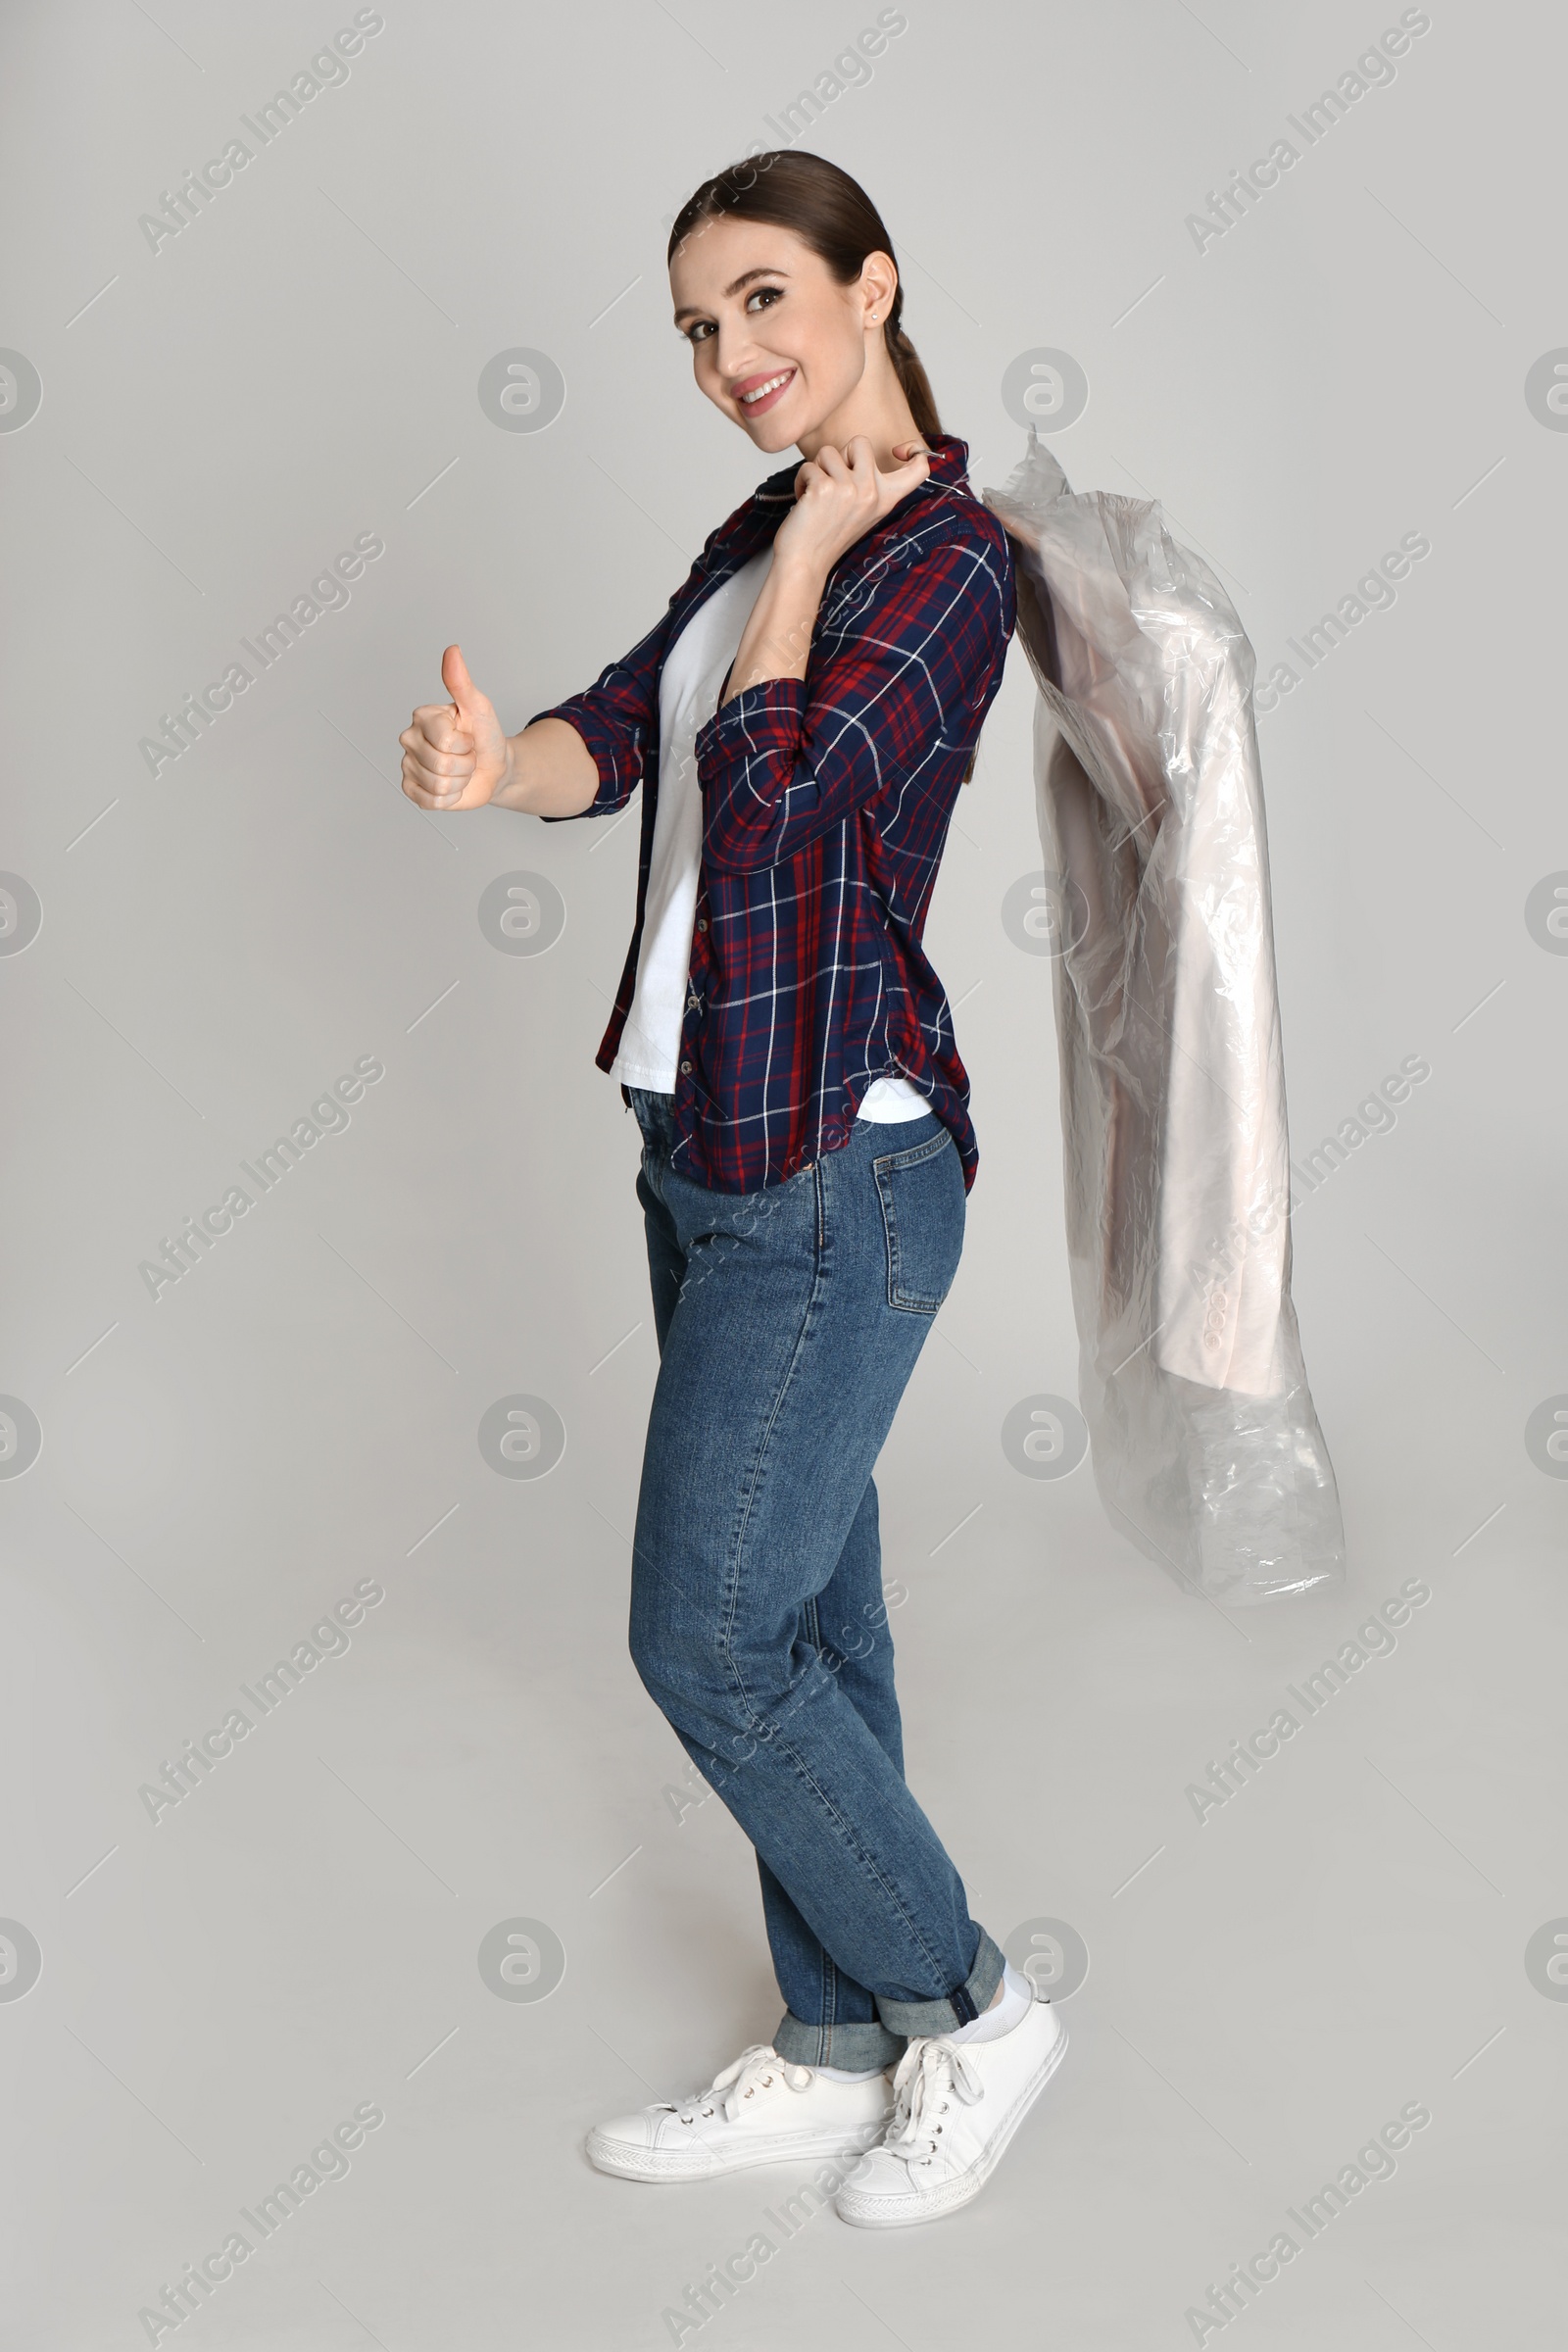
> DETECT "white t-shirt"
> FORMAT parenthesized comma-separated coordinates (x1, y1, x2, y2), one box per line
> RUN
(609, 548, 930, 1121)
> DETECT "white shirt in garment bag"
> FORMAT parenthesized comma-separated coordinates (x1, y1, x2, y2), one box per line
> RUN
(609, 547, 930, 1121)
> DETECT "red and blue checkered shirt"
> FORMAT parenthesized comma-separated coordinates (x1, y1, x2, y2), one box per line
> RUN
(532, 433, 1015, 1195)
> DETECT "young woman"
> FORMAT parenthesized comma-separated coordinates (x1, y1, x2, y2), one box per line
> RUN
(399, 152, 1066, 2227)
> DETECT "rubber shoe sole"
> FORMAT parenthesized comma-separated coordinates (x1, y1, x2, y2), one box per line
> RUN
(587, 2114, 889, 2183)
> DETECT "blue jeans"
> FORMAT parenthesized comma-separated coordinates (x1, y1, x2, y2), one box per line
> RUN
(624, 1085, 1004, 2072)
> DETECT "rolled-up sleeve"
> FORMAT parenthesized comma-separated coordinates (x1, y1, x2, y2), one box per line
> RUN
(528, 617, 671, 824)
(693, 533, 1010, 873)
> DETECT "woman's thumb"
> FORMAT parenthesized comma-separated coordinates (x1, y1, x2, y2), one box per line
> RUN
(441, 642, 483, 718)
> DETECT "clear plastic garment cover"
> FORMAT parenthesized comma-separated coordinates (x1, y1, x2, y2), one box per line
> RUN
(982, 430, 1346, 1605)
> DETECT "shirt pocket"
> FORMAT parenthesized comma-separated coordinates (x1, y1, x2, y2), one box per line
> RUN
(871, 1127, 961, 1314)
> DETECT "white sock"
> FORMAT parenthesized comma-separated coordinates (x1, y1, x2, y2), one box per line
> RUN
(943, 1960, 1035, 2047)
(813, 2062, 886, 2082)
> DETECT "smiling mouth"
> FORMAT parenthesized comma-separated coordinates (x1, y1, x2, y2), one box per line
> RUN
(737, 368, 796, 415)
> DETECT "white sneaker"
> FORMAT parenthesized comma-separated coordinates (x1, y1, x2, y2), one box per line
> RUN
(834, 1999, 1068, 2227)
(585, 2042, 893, 2182)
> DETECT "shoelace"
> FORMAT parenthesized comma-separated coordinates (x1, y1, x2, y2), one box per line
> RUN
(672, 2043, 814, 2128)
(880, 2035, 985, 2165)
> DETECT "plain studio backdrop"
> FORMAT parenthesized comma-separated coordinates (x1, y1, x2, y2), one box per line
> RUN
(1, 2, 1563, 2345)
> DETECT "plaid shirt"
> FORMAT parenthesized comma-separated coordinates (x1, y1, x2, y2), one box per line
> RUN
(532, 433, 1015, 1195)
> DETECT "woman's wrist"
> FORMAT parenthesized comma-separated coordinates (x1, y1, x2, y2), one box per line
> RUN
(488, 716, 601, 817)
(769, 545, 830, 598)
(486, 734, 519, 809)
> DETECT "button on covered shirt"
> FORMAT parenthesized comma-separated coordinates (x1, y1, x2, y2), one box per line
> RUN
(531, 434, 1017, 1195)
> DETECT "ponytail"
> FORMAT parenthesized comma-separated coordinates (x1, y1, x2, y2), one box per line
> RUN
(885, 319, 943, 446)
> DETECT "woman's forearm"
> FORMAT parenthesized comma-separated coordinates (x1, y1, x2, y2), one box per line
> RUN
(489, 715, 601, 816)
(479, 551, 828, 818)
(720, 553, 828, 710)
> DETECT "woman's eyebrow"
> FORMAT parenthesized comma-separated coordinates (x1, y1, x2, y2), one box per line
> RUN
(672, 268, 790, 325)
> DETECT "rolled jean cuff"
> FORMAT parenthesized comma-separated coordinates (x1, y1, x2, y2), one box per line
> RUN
(771, 2009, 906, 2072)
(873, 1926, 1006, 2042)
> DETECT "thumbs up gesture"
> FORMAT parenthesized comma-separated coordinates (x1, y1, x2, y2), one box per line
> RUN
(400, 645, 512, 809)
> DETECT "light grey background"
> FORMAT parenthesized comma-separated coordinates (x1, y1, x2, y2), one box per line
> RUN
(2, 1, 1564, 2344)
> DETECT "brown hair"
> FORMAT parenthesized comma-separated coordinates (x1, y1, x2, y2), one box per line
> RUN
(667, 152, 943, 445)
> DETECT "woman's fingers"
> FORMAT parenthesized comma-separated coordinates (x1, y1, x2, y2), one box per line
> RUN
(399, 727, 474, 777)
(404, 749, 468, 789)
(405, 706, 474, 755)
(403, 774, 447, 809)
(403, 762, 473, 803)
(403, 759, 473, 809)
(401, 705, 477, 804)
(774, 428, 935, 576)
(875, 444, 930, 518)
(401, 742, 458, 789)
(401, 761, 444, 808)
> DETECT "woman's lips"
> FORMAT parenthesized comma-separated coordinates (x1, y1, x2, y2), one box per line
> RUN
(734, 367, 796, 417)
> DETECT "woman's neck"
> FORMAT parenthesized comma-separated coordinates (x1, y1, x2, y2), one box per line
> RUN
(797, 387, 924, 473)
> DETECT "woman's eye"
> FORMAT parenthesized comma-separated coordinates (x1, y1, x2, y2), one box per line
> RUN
(681, 287, 780, 344)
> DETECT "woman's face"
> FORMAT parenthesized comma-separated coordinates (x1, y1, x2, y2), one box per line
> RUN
(669, 216, 896, 457)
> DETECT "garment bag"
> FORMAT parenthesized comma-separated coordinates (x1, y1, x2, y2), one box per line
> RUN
(982, 429, 1346, 1603)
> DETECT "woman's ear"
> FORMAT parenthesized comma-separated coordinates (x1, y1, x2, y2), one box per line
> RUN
(860, 250, 899, 324)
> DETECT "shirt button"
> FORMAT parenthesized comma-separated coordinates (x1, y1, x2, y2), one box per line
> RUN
(696, 916, 709, 931)
(680, 1059, 692, 1073)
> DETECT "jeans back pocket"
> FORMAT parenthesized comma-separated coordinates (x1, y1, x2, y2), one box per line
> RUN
(871, 1126, 962, 1314)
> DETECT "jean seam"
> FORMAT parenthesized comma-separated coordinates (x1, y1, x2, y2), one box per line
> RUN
(761, 1721, 955, 1999)
(868, 1127, 951, 1174)
(715, 1159, 829, 1735)
(806, 1592, 844, 2050)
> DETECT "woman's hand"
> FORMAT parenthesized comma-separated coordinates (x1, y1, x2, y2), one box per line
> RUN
(770, 435, 930, 580)
(400, 645, 512, 810)
(717, 437, 930, 709)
